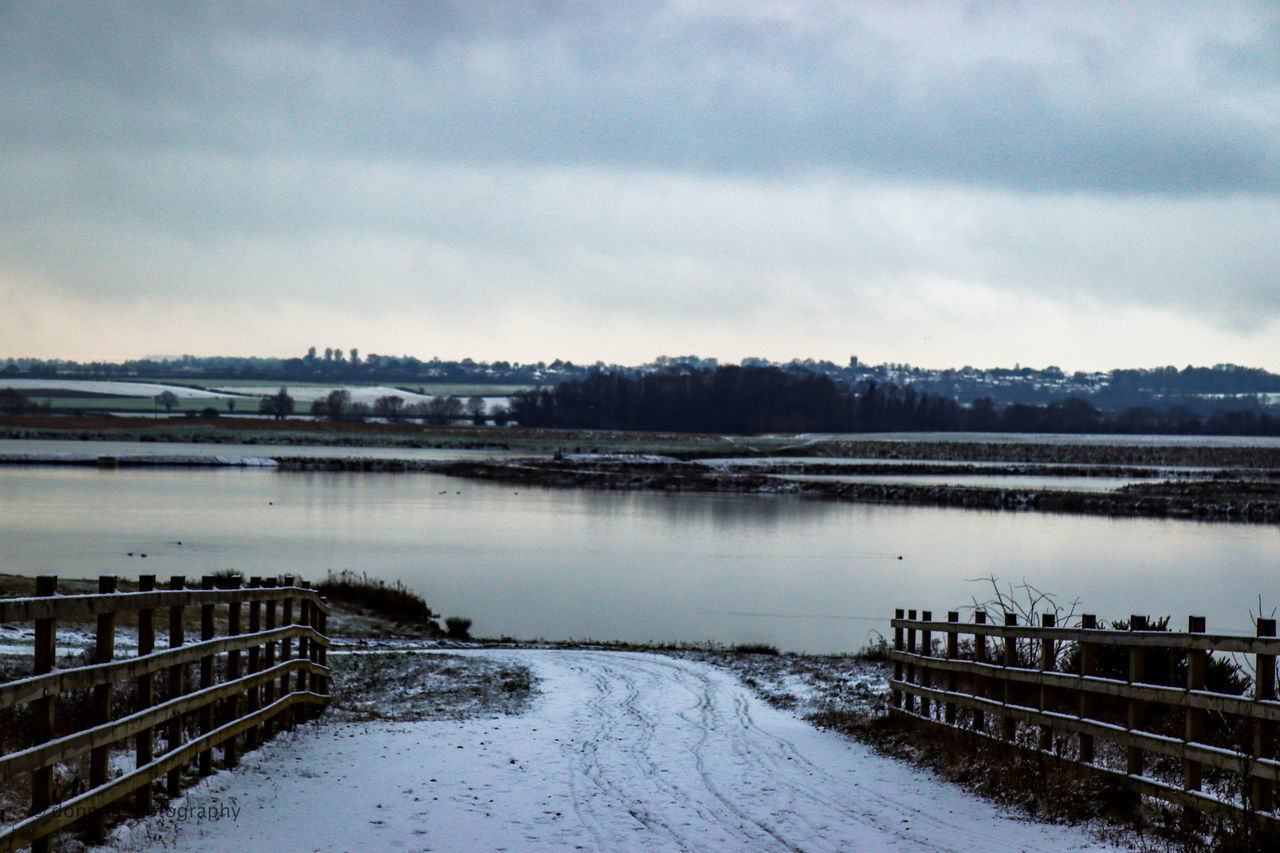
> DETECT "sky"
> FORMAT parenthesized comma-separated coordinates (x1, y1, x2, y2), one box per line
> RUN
(2, 1, 1278, 372)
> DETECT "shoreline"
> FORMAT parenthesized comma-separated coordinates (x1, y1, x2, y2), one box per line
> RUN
(430, 457, 1280, 524)
(4, 451, 1276, 524)
(3, 424, 1278, 524)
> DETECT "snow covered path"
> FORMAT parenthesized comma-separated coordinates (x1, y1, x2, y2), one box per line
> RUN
(101, 650, 1123, 852)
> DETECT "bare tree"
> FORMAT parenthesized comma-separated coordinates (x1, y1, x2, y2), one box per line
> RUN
(425, 395, 464, 425)
(258, 386, 294, 421)
(0, 388, 32, 414)
(324, 389, 350, 419)
(373, 395, 405, 422)
(154, 390, 179, 413)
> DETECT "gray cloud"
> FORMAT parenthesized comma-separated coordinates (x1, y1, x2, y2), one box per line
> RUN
(1, 1, 1278, 368)
(4, 1, 1277, 192)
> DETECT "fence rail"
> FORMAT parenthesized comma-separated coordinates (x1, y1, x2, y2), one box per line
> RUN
(0, 574, 331, 853)
(889, 608, 1279, 831)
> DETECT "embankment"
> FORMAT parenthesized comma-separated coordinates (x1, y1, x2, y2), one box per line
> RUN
(423, 457, 1280, 524)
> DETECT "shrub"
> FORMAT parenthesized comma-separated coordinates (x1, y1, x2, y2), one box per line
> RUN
(731, 643, 779, 655)
(208, 569, 243, 589)
(854, 634, 891, 664)
(444, 616, 472, 639)
(316, 570, 436, 624)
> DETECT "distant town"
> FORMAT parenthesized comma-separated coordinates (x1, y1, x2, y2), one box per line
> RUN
(4, 351, 1279, 417)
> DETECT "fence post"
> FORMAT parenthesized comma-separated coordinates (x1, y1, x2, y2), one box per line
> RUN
(1002, 612, 1017, 743)
(315, 606, 328, 701)
(296, 583, 312, 723)
(920, 611, 933, 719)
(166, 575, 186, 797)
(945, 612, 959, 725)
(1079, 614, 1097, 764)
(1183, 615, 1206, 830)
(973, 610, 987, 732)
(280, 581, 294, 729)
(905, 610, 917, 714)
(263, 578, 278, 737)
(1254, 618, 1277, 816)
(198, 576, 215, 776)
(892, 608, 904, 712)
(223, 576, 242, 768)
(87, 575, 117, 843)
(31, 575, 57, 853)
(246, 577, 262, 750)
(1039, 613, 1055, 753)
(1127, 615, 1148, 777)
(135, 574, 156, 816)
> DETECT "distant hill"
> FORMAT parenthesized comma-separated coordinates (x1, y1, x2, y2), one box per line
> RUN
(4, 354, 1278, 427)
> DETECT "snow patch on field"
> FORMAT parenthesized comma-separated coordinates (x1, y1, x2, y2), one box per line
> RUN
(0, 379, 233, 398)
(0, 452, 278, 466)
(212, 385, 437, 405)
(561, 453, 683, 463)
(212, 385, 512, 408)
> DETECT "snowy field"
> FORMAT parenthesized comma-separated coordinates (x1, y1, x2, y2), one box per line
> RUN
(96, 649, 1125, 853)
(0, 379, 508, 408)
(210, 385, 441, 406)
(0, 379, 233, 398)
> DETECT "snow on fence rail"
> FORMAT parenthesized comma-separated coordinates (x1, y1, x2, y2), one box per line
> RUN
(889, 609, 1279, 832)
(0, 575, 330, 853)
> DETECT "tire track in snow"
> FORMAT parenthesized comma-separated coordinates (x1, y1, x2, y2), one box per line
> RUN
(715, 673, 1017, 850)
(104, 648, 1125, 853)
(563, 653, 788, 851)
(517, 650, 1116, 853)
(555, 651, 918, 850)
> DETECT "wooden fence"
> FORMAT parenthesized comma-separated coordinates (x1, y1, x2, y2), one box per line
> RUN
(0, 574, 331, 853)
(889, 608, 1280, 831)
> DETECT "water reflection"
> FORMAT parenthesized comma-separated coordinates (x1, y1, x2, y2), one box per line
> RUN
(1, 466, 1275, 653)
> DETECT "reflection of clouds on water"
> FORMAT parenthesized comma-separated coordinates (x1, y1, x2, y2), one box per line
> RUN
(647, 492, 845, 529)
(780, 473, 1142, 492)
(1, 463, 1275, 654)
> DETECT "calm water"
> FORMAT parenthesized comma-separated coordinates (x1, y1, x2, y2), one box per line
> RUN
(794, 431, 1280, 448)
(775, 473, 1150, 492)
(2, 463, 1276, 653)
(0, 438, 529, 461)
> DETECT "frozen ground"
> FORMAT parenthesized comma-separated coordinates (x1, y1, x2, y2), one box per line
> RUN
(0, 380, 233, 399)
(211, 384, 438, 406)
(95, 647, 1126, 853)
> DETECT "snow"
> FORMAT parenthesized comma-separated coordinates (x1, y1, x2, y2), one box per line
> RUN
(0, 452, 278, 466)
(561, 453, 683, 463)
(0, 379, 233, 399)
(212, 385, 438, 406)
(0, 624, 101, 660)
(211, 385, 512, 408)
(95, 648, 1125, 853)
(0, 624, 188, 662)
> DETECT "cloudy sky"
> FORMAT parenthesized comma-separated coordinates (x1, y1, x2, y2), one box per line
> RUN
(2, 1, 1278, 371)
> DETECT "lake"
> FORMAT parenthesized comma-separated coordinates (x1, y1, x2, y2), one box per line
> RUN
(2, 460, 1275, 653)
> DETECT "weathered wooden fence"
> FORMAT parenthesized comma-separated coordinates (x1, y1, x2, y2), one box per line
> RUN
(890, 608, 1280, 831)
(0, 574, 331, 852)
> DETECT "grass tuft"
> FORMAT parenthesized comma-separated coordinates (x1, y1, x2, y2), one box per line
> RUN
(316, 570, 437, 625)
(731, 643, 780, 656)
(444, 616, 473, 639)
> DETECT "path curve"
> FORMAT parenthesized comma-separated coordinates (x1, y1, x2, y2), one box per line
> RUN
(99, 649, 1124, 852)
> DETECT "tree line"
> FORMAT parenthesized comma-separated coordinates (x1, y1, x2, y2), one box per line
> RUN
(1, 351, 596, 386)
(510, 366, 1280, 436)
(257, 387, 507, 425)
(6, 353, 1279, 415)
